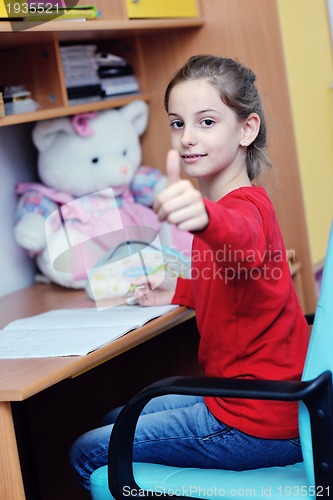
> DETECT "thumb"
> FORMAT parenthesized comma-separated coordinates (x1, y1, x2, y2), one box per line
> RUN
(166, 149, 181, 186)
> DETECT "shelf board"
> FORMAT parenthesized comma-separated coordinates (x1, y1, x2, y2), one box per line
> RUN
(0, 93, 151, 126)
(0, 17, 204, 44)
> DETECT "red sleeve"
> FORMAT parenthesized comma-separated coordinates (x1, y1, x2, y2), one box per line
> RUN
(196, 195, 268, 269)
(172, 277, 195, 309)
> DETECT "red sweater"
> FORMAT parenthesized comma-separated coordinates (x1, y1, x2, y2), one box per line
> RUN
(172, 186, 308, 439)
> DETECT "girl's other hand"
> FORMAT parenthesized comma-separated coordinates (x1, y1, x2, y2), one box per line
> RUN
(153, 150, 209, 233)
(131, 272, 177, 306)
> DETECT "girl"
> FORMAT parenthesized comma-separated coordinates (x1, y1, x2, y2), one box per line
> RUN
(70, 55, 308, 493)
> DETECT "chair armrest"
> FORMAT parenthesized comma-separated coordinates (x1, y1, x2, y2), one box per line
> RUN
(108, 371, 333, 498)
(305, 313, 315, 325)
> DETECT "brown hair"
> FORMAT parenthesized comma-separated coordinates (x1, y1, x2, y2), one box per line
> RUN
(164, 55, 272, 181)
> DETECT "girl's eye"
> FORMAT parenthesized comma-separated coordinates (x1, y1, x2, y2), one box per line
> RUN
(170, 120, 184, 129)
(201, 119, 215, 127)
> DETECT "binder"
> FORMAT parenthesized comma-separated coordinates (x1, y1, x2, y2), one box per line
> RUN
(25, 4, 98, 21)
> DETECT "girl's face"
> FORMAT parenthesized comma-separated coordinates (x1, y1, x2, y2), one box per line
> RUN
(167, 79, 250, 197)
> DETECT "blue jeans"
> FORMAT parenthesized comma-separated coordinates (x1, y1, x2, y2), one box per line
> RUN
(69, 394, 303, 493)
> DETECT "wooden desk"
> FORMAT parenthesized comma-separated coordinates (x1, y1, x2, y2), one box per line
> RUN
(0, 284, 195, 500)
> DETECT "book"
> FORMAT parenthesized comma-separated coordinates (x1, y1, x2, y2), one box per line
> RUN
(59, 44, 140, 101)
(97, 63, 139, 96)
(0, 304, 178, 358)
(67, 84, 104, 100)
(5, 97, 39, 114)
(60, 44, 97, 56)
(96, 52, 128, 67)
(60, 44, 104, 101)
(1, 85, 39, 115)
(98, 63, 135, 78)
(100, 75, 139, 97)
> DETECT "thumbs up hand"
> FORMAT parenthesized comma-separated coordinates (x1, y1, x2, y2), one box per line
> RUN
(153, 149, 209, 232)
(166, 149, 181, 186)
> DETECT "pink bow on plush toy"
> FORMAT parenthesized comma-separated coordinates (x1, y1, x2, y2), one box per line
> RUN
(71, 112, 97, 137)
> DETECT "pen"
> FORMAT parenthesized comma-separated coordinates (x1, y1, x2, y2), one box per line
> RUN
(128, 262, 165, 293)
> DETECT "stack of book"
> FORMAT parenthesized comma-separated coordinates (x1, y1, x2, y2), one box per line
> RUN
(96, 52, 139, 97)
(60, 45, 140, 104)
(0, 85, 39, 115)
(60, 44, 104, 104)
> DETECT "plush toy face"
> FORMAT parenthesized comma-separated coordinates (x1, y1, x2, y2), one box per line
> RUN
(32, 101, 149, 198)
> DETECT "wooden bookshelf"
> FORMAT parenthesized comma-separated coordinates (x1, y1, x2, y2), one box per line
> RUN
(0, 17, 204, 36)
(0, 92, 151, 126)
(0, 0, 203, 126)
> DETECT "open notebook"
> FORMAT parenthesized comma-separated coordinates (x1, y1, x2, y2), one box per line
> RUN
(0, 305, 178, 359)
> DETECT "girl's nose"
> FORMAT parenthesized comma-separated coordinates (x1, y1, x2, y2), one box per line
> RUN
(181, 126, 197, 148)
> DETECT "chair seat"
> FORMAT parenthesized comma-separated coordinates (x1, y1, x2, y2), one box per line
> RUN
(90, 461, 309, 499)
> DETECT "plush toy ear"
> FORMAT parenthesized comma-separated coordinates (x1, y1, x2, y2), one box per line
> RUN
(120, 100, 149, 136)
(32, 117, 75, 152)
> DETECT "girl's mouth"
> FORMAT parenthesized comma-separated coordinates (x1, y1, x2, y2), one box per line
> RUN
(181, 153, 207, 161)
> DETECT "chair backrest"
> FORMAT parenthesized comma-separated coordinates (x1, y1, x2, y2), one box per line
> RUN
(299, 223, 333, 485)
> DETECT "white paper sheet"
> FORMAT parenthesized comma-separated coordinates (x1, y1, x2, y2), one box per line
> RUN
(0, 305, 178, 358)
